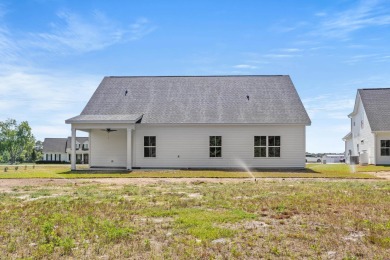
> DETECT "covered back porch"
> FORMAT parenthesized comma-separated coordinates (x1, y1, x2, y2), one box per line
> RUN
(65, 114, 142, 171)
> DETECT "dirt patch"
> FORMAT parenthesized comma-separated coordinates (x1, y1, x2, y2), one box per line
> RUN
(0, 176, 387, 191)
(366, 171, 390, 180)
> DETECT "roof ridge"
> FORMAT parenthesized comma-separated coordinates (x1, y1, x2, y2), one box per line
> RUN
(360, 88, 390, 90)
(106, 75, 288, 78)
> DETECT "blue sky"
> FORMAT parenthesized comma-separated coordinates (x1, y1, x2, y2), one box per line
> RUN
(1, 0, 390, 153)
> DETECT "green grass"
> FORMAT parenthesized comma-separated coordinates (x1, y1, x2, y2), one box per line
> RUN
(0, 180, 389, 258)
(0, 163, 386, 179)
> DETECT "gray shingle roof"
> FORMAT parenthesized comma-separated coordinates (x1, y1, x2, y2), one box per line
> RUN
(74, 75, 311, 125)
(359, 88, 390, 131)
(43, 138, 67, 153)
(66, 137, 89, 149)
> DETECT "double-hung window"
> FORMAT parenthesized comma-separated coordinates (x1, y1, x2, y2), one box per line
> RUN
(254, 136, 281, 157)
(268, 136, 281, 157)
(254, 136, 267, 157)
(381, 140, 390, 156)
(210, 136, 222, 157)
(144, 136, 156, 157)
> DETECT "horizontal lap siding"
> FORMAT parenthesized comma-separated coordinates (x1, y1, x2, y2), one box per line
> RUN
(90, 129, 127, 167)
(133, 125, 306, 168)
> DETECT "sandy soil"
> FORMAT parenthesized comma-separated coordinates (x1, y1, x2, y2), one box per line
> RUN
(0, 173, 389, 192)
(366, 171, 390, 180)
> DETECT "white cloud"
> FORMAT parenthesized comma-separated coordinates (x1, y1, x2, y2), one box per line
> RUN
(270, 21, 308, 33)
(29, 11, 156, 53)
(280, 48, 302, 53)
(0, 67, 100, 140)
(302, 94, 354, 120)
(315, 12, 327, 17)
(264, 54, 298, 58)
(232, 64, 257, 69)
(318, 0, 390, 39)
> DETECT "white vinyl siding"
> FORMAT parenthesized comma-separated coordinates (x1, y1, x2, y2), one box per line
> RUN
(133, 124, 306, 168)
(89, 129, 127, 167)
(349, 95, 376, 164)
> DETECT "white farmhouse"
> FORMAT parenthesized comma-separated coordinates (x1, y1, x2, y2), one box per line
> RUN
(65, 75, 311, 170)
(43, 137, 89, 164)
(343, 88, 390, 165)
(42, 138, 67, 162)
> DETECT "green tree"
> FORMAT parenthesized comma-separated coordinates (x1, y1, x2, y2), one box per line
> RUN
(31, 140, 43, 162)
(0, 119, 35, 164)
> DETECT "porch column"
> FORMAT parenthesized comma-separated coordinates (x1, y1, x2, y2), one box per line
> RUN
(127, 128, 133, 170)
(71, 127, 76, 170)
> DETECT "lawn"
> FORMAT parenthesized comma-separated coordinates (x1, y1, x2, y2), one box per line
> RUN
(0, 163, 386, 179)
(0, 180, 389, 258)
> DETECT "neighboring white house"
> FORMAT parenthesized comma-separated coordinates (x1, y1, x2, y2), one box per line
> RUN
(65, 137, 89, 164)
(343, 88, 390, 165)
(322, 154, 344, 163)
(42, 138, 67, 162)
(43, 137, 89, 164)
(65, 75, 311, 170)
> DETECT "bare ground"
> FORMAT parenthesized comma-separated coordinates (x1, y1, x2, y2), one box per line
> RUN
(0, 173, 389, 192)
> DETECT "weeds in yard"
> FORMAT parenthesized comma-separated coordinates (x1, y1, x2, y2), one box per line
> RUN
(0, 180, 389, 258)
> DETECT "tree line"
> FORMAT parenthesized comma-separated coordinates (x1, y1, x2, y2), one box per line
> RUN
(0, 119, 43, 164)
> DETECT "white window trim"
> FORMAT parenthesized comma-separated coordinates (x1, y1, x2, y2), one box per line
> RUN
(254, 136, 281, 158)
(380, 140, 390, 156)
(209, 136, 222, 158)
(144, 136, 156, 158)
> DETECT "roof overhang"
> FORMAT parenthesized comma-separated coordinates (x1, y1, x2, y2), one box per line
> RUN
(65, 114, 143, 124)
(342, 132, 352, 141)
(348, 91, 361, 118)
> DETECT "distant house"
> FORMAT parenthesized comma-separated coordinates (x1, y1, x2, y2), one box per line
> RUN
(322, 154, 344, 163)
(43, 137, 89, 164)
(66, 75, 311, 170)
(343, 88, 390, 165)
(42, 138, 67, 162)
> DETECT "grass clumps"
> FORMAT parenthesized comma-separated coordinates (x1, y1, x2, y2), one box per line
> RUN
(0, 180, 389, 258)
(175, 208, 256, 240)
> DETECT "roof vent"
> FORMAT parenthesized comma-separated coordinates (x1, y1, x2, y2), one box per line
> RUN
(246, 95, 250, 101)
(125, 90, 128, 96)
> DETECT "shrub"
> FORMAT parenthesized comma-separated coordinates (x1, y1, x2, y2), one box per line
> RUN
(4, 167, 8, 172)
(35, 161, 70, 164)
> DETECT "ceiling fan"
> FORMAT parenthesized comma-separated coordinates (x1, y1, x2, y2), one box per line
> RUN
(101, 128, 117, 133)
(101, 128, 117, 139)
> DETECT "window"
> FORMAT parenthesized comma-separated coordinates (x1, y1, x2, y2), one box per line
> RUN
(381, 140, 390, 156)
(268, 136, 281, 157)
(144, 136, 156, 157)
(254, 136, 266, 157)
(59, 154, 61, 161)
(254, 136, 281, 158)
(69, 154, 71, 161)
(83, 143, 89, 150)
(46, 154, 48, 161)
(209, 136, 222, 157)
